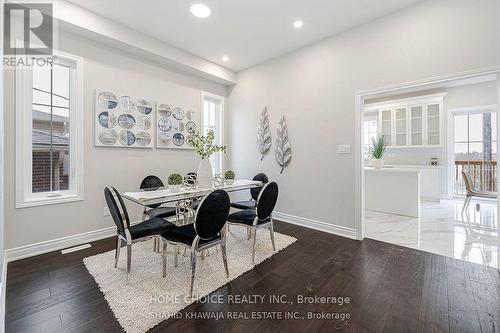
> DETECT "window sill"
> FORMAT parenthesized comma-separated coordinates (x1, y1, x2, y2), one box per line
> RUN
(16, 194, 84, 209)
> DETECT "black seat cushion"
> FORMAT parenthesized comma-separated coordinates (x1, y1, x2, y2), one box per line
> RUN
(230, 200, 256, 210)
(121, 217, 175, 240)
(227, 210, 269, 226)
(146, 206, 177, 219)
(161, 224, 220, 246)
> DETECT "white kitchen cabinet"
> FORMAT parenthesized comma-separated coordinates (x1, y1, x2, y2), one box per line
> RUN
(379, 109, 392, 146)
(409, 105, 423, 146)
(426, 103, 441, 146)
(394, 107, 408, 146)
(365, 93, 445, 148)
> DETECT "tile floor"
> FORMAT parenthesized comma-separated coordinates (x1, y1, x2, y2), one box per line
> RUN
(365, 199, 499, 269)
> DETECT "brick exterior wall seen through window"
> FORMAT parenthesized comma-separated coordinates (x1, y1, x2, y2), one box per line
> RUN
(32, 151, 69, 193)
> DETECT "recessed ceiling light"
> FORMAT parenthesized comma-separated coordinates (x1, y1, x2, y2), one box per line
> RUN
(222, 56, 229, 62)
(293, 20, 304, 29)
(190, 3, 211, 18)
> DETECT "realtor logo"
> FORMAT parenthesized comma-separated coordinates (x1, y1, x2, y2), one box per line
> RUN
(4, 3, 53, 55)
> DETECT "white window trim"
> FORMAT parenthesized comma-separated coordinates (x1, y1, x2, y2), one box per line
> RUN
(15, 50, 84, 208)
(200, 91, 225, 174)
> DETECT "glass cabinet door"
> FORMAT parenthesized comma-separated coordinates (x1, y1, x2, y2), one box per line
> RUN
(410, 105, 423, 146)
(427, 103, 440, 145)
(380, 109, 392, 146)
(395, 107, 407, 146)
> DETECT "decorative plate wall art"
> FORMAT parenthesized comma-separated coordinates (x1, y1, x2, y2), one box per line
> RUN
(156, 103, 199, 149)
(95, 90, 154, 148)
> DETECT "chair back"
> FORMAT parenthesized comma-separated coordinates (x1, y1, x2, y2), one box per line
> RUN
(104, 187, 130, 233)
(194, 189, 230, 240)
(256, 182, 279, 221)
(250, 173, 269, 200)
(140, 175, 164, 208)
(462, 171, 474, 193)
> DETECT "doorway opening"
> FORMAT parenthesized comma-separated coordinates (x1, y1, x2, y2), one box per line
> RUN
(356, 69, 500, 269)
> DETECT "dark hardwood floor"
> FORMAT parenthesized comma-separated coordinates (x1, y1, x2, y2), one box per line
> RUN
(5, 221, 500, 332)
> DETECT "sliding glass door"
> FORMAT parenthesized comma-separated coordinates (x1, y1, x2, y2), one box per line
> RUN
(454, 111, 497, 195)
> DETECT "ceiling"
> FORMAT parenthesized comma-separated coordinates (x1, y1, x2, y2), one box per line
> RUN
(65, 0, 423, 71)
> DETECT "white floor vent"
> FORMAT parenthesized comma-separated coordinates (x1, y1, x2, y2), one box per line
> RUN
(61, 243, 92, 254)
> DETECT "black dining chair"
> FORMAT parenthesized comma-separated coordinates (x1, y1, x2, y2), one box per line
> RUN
(230, 173, 269, 210)
(161, 189, 231, 297)
(104, 186, 174, 283)
(140, 175, 178, 220)
(140, 176, 178, 251)
(227, 181, 278, 265)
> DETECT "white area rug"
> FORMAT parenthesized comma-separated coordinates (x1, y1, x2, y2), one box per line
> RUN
(83, 226, 297, 333)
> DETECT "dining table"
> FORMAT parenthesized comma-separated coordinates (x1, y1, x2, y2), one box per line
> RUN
(122, 179, 263, 253)
(122, 179, 262, 207)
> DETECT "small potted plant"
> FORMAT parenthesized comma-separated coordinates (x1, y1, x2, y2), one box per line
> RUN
(167, 173, 183, 192)
(370, 136, 387, 169)
(224, 170, 235, 185)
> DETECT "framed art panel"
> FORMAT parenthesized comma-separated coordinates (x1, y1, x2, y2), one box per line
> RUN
(95, 90, 154, 148)
(156, 103, 199, 149)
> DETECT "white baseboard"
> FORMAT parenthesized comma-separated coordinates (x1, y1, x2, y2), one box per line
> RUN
(5, 226, 116, 262)
(273, 211, 357, 240)
(4, 212, 358, 264)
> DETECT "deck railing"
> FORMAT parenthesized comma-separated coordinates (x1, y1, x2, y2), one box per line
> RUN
(455, 160, 496, 195)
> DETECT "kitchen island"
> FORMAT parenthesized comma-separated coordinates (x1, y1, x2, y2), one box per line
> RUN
(365, 167, 421, 217)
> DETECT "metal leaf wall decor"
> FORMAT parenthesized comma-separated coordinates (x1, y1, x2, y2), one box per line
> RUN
(274, 115, 292, 174)
(257, 107, 272, 160)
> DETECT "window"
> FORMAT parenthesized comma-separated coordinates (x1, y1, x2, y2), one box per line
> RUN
(201, 92, 224, 175)
(363, 116, 378, 158)
(16, 51, 84, 208)
(454, 111, 497, 195)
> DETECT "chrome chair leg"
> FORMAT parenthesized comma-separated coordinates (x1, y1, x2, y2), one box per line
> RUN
(114, 236, 121, 268)
(221, 242, 229, 278)
(162, 240, 167, 278)
(462, 196, 471, 217)
(269, 221, 276, 251)
(174, 245, 178, 267)
(126, 244, 132, 283)
(190, 250, 197, 298)
(156, 236, 162, 253)
(252, 228, 257, 265)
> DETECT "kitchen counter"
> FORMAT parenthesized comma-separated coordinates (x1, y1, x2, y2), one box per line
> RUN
(365, 167, 421, 173)
(365, 167, 420, 217)
(382, 164, 442, 169)
(366, 164, 442, 202)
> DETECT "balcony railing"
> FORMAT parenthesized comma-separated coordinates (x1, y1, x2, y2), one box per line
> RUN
(455, 160, 496, 195)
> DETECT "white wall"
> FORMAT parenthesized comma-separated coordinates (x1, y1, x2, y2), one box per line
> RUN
(3, 31, 227, 249)
(227, 0, 500, 231)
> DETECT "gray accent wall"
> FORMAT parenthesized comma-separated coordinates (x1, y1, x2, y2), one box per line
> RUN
(227, 0, 500, 230)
